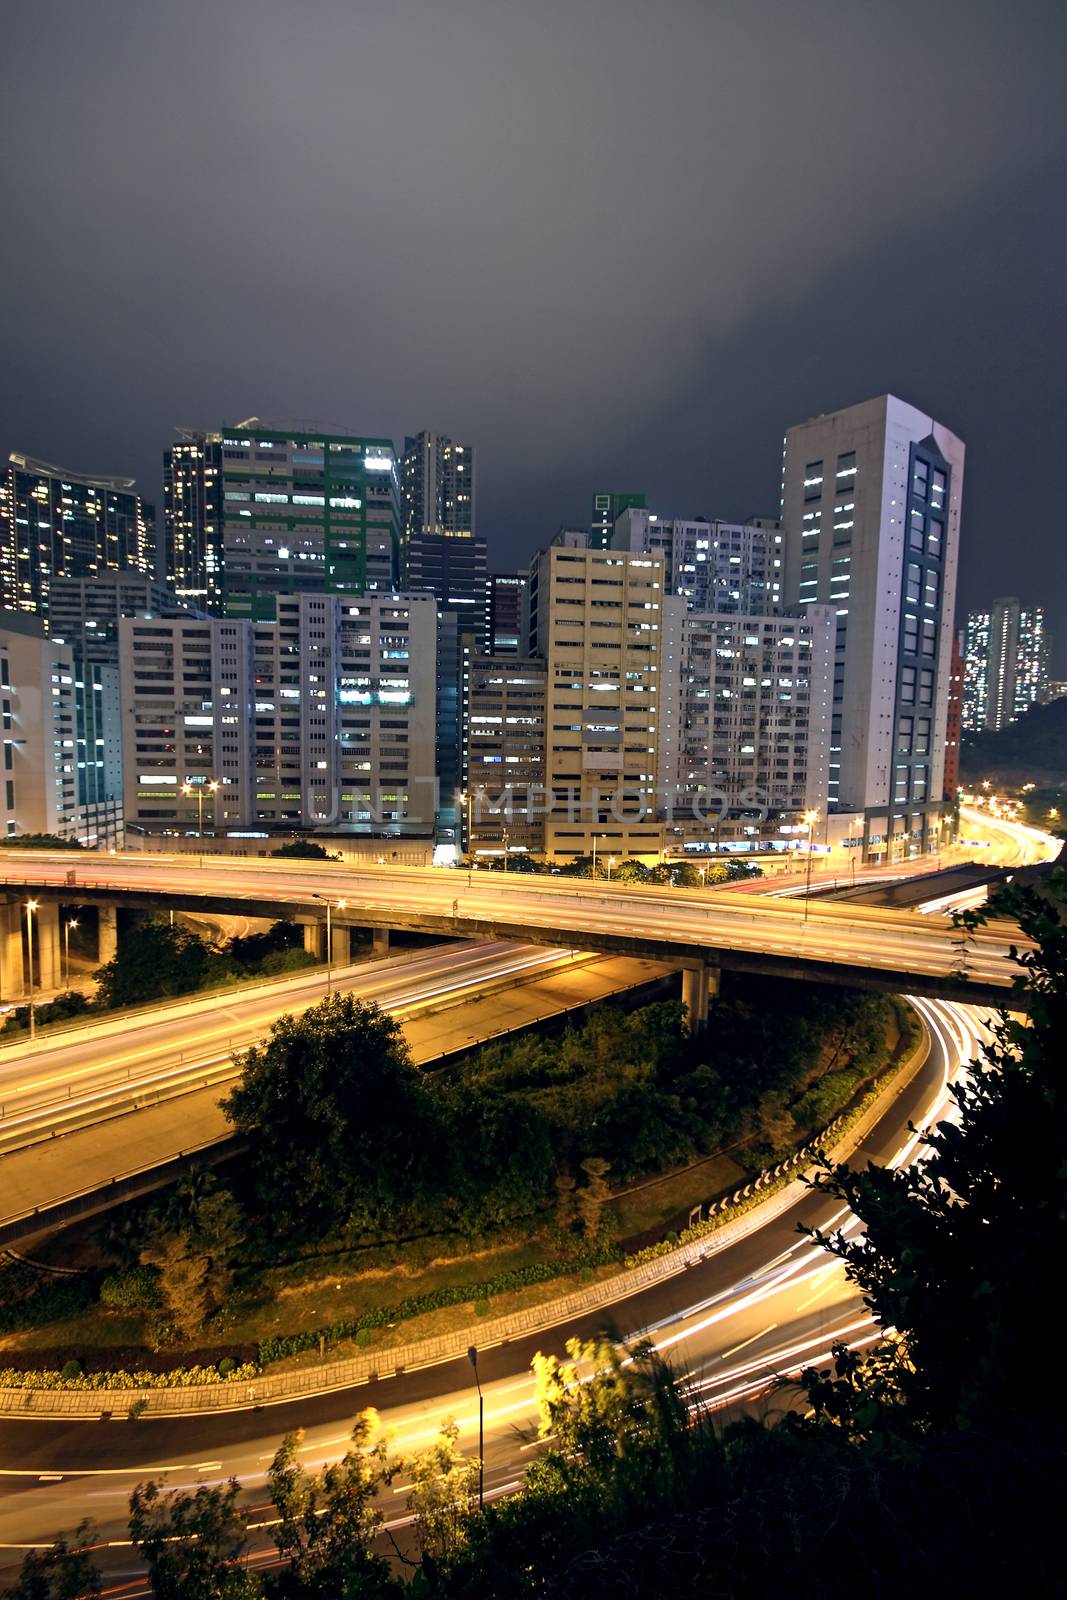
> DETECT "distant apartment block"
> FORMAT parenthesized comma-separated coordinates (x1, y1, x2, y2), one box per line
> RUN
(0, 453, 156, 619)
(942, 628, 964, 802)
(661, 608, 834, 852)
(48, 570, 194, 666)
(612, 509, 782, 615)
(119, 592, 436, 837)
(0, 612, 78, 840)
(162, 422, 401, 614)
(963, 597, 1049, 732)
(461, 647, 547, 858)
(488, 572, 525, 655)
(400, 432, 475, 540)
(163, 431, 224, 607)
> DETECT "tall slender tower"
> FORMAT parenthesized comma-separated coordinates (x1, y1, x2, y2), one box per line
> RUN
(781, 394, 963, 862)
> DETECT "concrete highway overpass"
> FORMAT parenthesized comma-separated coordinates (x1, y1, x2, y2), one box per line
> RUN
(0, 848, 1034, 1014)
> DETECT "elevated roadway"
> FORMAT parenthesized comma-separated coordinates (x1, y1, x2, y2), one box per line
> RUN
(0, 848, 1040, 1006)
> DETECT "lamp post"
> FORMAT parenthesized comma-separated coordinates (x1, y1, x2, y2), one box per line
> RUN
(592, 833, 602, 880)
(25, 900, 38, 1040)
(63, 915, 78, 991)
(467, 1345, 484, 1508)
(501, 826, 510, 873)
(315, 896, 346, 995)
(181, 778, 219, 839)
(607, 856, 616, 882)
(802, 809, 819, 920)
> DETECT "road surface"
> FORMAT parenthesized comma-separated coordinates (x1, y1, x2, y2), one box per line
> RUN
(0, 847, 1041, 997)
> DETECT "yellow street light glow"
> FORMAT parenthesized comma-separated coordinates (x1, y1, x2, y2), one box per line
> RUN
(26, 899, 38, 912)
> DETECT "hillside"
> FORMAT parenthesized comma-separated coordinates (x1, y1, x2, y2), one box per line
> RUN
(961, 698, 1067, 784)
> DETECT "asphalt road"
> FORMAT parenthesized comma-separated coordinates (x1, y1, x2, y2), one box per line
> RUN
(0, 847, 1035, 994)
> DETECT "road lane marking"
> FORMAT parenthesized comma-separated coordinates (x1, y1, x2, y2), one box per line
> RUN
(720, 1324, 777, 1359)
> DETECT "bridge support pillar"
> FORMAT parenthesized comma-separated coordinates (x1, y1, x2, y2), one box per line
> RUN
(682, 963, 719, 1034)
(331, 925, 351, 967)
(372, 927, 390, 958)
(35, 902, 61, 992)
(0, 901, 24, 1000)
(304, 922, 325, 960)
(97, 905, 118, 965)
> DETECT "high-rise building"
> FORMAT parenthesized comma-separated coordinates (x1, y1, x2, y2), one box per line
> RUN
(942, 628, 964, 803)
(400, 432, 475, 541)
(613, 509, 782, 614)
(963, 597, 1049, 732)
(461, 645, 547, 858)
(590, 491, 645, 550)
(163, 432, 224, 607)
(161, 422, 401, 615)
(48, 571, 195, 666)
(488, 573, 525, 655)
(0, 453, 156, 620)
(661, 608, 834, 852)
(526, 544, 665, 860)
(781, 394, 963, 862)
(405, 533, 489, 649)
(0, 612, 78, 840)
(119, 592, 436, 837)
(403, 531, 489, 834)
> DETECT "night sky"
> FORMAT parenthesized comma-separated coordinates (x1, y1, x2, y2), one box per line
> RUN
(3, 2, 1065, 657)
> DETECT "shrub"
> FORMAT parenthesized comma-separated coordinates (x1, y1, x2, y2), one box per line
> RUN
(100, 1266, 162, 1314)
(217, 1356, 236, 1377)
(355, 1328, 373, 1348)
(0, 1363, 259, 1392)
(60, 1360, 83, 1380)
(474, 1298, 491, 1318)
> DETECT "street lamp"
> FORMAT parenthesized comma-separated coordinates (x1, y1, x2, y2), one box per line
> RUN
(592, 833, 603, 879)
(607, 856, 616, 881)
(181, 778, 219, 839)
(467, 1345, 484, 1508)
(501, 826, 510, 873)
(25, 900, 38, 1040)
(802, 809, 819, 920)
(315, 896, 346, 995)
(63, 915, 78, 992)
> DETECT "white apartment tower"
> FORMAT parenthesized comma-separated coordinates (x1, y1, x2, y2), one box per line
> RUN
(120, 593, 436, 837)
(782, 394, 963, 861)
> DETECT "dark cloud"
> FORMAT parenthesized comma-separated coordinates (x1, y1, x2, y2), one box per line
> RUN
(2, 0, 1065, 654)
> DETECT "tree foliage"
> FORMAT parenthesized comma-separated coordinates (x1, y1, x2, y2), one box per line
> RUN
(4, 1521, 101, 1600)
(804, 872, 1067, 1435)
(269, 839, 337, 860)
(94, 916, 215, 1008)
(128, 1479, 257, 1600)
